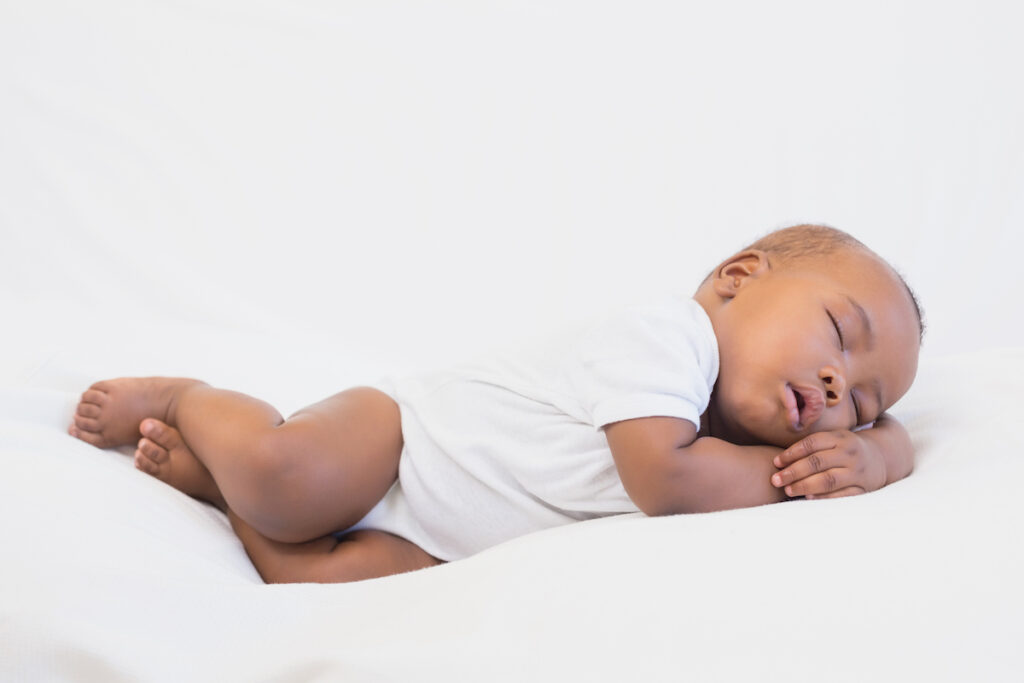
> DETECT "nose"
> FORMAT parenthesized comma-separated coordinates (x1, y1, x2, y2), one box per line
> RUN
(819, 365, 847, 407)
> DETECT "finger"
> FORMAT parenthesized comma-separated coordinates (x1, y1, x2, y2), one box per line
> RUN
(774, 432, 836, 469)
(783, 469, 855, 498)
(807, 486, 865, 500)
(771, 445, 847, 489)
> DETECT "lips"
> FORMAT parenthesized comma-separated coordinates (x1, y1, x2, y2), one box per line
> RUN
(784, 383, 825, 431)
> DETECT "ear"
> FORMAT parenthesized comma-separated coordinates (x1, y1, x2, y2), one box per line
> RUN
(711, 249, 771, 299)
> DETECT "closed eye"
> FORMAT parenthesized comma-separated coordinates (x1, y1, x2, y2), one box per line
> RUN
(827, 310, 845, 351)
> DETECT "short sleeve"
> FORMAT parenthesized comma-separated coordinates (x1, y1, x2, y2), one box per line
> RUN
(565, 296, 720, 431)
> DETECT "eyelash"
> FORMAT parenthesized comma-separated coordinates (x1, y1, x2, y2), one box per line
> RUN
(827, 310, 845, 350)
(827, 310, 862, 424)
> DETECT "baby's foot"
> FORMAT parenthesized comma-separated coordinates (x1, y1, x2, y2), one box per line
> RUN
(134, 418, 226, 510)
(69, 377, 203, 449)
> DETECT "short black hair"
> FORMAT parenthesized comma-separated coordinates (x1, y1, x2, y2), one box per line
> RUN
(726, 224, 926, 343)
(745, 223, 867, 262)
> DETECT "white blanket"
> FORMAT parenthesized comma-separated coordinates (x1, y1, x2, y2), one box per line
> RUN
(1, 347, 1022, 681)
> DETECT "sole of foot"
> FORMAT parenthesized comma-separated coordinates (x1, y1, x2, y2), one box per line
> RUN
(69, 377, 203, 449)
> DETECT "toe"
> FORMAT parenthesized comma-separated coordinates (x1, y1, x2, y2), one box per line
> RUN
(69, 424, 106, 447)
(88, 380, 113, 393)
(81, 389, 108, 406)
(134, 450, 159, 475)
(73, 414, 101, 433)
(75, 403, 102, 419)
(140, 418, 181, 450)
(138, 437, 169, 464)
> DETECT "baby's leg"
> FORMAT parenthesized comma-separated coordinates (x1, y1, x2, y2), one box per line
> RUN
(70, 378, 402, 544)
(133, 417, 227, 509)
(131, 420, 441, 582)
(227, 510, 443, 583)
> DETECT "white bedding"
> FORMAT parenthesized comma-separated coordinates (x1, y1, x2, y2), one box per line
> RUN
(3, 1, 1023, 681)
(2, 347, 1022, 681)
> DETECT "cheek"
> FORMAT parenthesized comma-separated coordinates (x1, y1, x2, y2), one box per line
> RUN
(730, 325, 798, 371)
(714, 371, 769, 421)
(718, 347, 775, 397)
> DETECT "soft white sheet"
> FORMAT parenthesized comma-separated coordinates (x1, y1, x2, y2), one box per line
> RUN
(1, 346, 1022, 682)
(3, 1, 1024, 681)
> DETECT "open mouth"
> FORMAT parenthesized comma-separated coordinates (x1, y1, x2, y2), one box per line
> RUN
(784, 383, 825, 430)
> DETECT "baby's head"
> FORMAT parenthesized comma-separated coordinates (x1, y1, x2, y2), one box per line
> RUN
(694, 224, 923, 448)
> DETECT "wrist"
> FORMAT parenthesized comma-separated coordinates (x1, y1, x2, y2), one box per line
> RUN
(855, 425, 909, 487)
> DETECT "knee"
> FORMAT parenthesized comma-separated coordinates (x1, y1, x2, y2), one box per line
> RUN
(226, 430, 308, 530)
(244, 427, 304, 484)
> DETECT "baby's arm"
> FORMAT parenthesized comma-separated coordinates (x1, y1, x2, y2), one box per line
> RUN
(860, 412, 914, 485)
(604, 416, 787, 516)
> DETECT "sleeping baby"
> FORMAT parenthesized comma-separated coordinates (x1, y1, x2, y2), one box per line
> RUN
(68, 224, 923, 583)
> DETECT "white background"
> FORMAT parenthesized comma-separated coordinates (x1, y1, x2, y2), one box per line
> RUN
(1, 4, 1023, 681)
(1, 0, 1022, 396)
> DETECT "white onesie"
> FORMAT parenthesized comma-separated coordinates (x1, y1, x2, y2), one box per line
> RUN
(347, 294, 720, 561)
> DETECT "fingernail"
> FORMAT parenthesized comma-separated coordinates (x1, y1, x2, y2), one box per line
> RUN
(771, 474, 782, 487)
(773, 456, 781, 467)
(785, 486, 793, 496)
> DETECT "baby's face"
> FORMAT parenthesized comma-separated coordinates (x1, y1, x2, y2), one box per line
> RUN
(704, 250, 920, 448)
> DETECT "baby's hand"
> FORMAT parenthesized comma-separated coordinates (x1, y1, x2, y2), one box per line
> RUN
(769, 430, 887, 499)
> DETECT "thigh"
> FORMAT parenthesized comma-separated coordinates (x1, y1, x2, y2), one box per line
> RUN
(259, 386, 403, 542)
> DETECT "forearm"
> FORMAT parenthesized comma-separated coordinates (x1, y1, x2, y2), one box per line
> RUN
(643, 437, 788, 515)
(857, 412, 914, 485)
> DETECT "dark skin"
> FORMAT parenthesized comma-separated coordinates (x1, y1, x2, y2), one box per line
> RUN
(607, 247, 919, 514)
(69, 380, 443, 583)
(67, 247, 919, 582)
